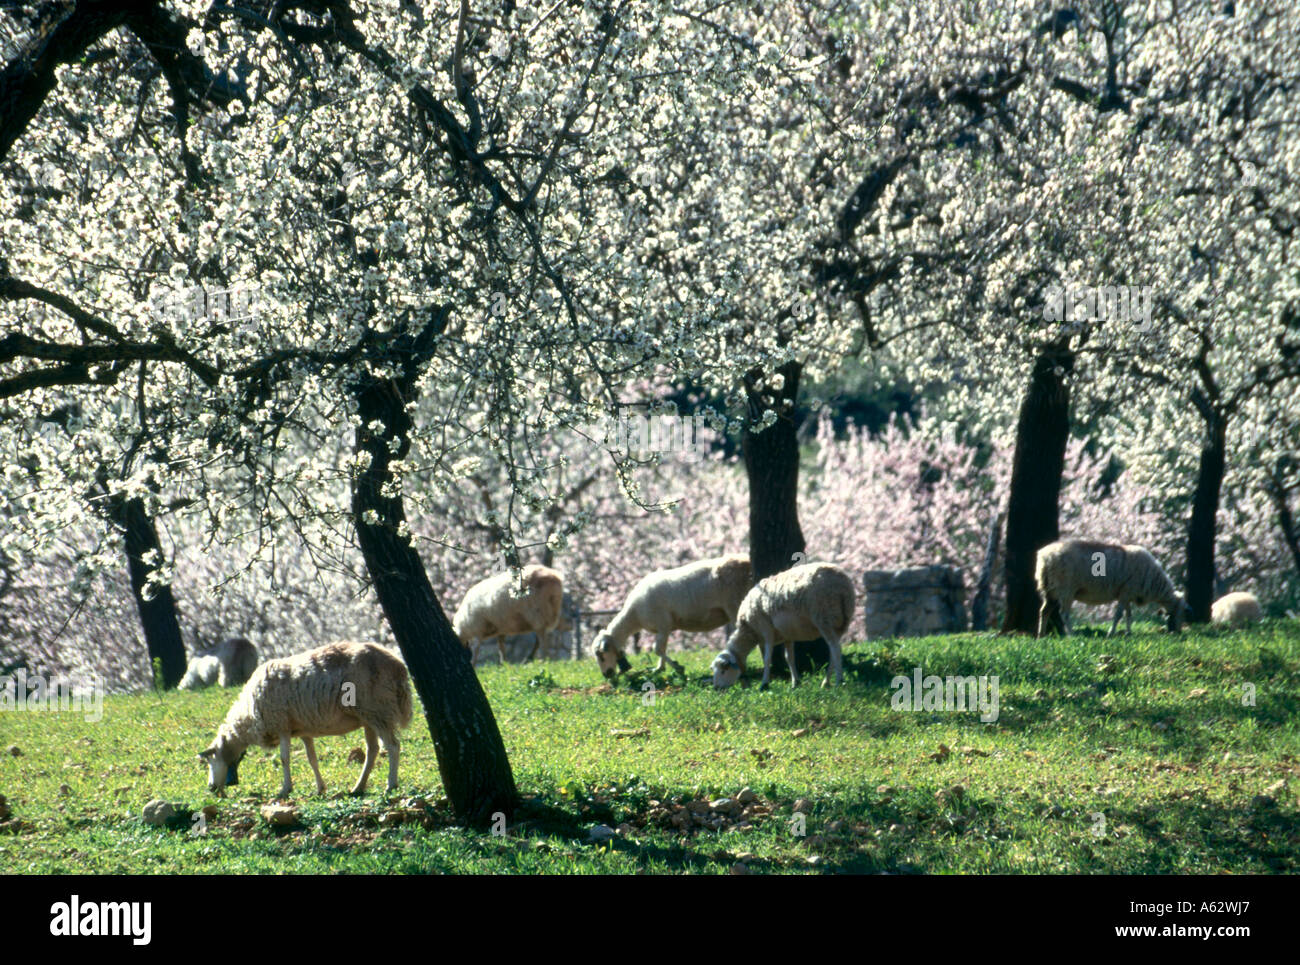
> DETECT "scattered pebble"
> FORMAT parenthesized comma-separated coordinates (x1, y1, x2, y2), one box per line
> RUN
(142, 800, 174, 827)
(587, 824, 619, 844)
(260, 803, 300, 826)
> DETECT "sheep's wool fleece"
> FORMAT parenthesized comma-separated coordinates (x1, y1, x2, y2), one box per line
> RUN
(1035, 540, 1178, 606)
(218, 641, 412, 749)
(741, 563, 855, 628)
(454, 565, 563, 639)
(1211, 591, 1262, 626)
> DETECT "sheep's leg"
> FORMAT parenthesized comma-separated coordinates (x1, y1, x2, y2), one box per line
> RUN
(654, 630, 683, 674)
(375, 727, 400, 793)
(1108, 602, 1123, 637)
(1059, 602, 1072, 636)
(759, 640, 775, 691)
(277, 736, 293, 799)
(351, 725, 379, 796)
(819, 631, 844, 687)
(497, 636, 508, 664)
(1037, 599, 1050, 638)
(1126, 603, 1134, 635)
(302, 737, 326, 795)
(786, 643, 801, 688)
(470, 639, 481, 665)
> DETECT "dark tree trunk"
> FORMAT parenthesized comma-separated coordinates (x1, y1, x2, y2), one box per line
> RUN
(1266, 469, 1300, 579)
(1186, 408, 1227, 623)
(743, 361, 807, 580)
(350, 332, 517, 827)
(112, 494, 187, 689)
(971, 508, 1003, 632)
(1002, 346, 1073, 634)
(742, 360, 827, 673)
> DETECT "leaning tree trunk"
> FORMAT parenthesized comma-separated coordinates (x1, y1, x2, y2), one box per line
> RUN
(1002, 346, 1073, 634)
(351, 365, 517, 827)
(1185, 409, 1227, 623)
(112, 494, 188, 689)
(742, 360, 827, 672)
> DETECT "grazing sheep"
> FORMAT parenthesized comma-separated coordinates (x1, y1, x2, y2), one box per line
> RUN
(711, 562, 855, 691)
(1212, 591, 1262, 627)
(593, 555, 753, 678)
(1035, 539, 1187, 637)
(198, 641, 412, 799)
(179, 636, 260, 690)
(454, 565, 564, 665)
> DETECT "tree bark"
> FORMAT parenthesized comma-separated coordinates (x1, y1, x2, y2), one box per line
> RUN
(971, 508, 1003, 631)
(112, 494, 187, 688)
(1002, 346, 1073, 634)
(1265, 468, 1300, 580)
(742, 360, 827, 672)
(351, 352, 517, 827)
(1185, 408, 1227, 623)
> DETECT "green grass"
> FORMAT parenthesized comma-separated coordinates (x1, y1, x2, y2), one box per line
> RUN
(2, 621, 1298, 874)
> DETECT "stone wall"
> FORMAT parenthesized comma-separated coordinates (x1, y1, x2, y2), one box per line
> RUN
(862, 565, 967, 639)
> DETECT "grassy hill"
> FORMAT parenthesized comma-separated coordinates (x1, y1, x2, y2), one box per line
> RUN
(2, 622, 1297, 874)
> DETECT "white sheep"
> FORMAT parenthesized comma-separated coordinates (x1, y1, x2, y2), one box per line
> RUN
(453, 565, 564, 665)
(1211, 591, 1262, 627)
(711, 562, 856, 690)
(198, 640, 412, 799)
(1035, 539, 1187, 637)
(179, 636, 259, 690)
(593, 555, 753, 679)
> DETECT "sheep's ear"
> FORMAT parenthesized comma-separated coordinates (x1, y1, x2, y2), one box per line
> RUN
(616, 654, 632, 673)
(198, 746, 216, 761)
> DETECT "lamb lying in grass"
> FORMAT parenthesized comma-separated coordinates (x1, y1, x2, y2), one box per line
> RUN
(1035, 538, 1187, 637)
(179, 636, 259, 690)
(1211, 591, 1262, 627)
(199, 641, 411, 799)
(711, 562, 855, 690)
(453, 565, 564, 665)
(594, 554, 752, 678)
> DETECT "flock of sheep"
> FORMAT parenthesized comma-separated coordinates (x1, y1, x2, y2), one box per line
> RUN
(186, 537, 1262, 798)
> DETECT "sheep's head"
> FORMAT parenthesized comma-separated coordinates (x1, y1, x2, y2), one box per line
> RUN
(198, 737, 246, 795)
(712, 650, 742, 690)
(593, 634, 630, 679)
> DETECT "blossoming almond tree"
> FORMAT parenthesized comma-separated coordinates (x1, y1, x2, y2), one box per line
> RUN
(796, 1, 1299, 629)
(0, 0, 845, 822)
